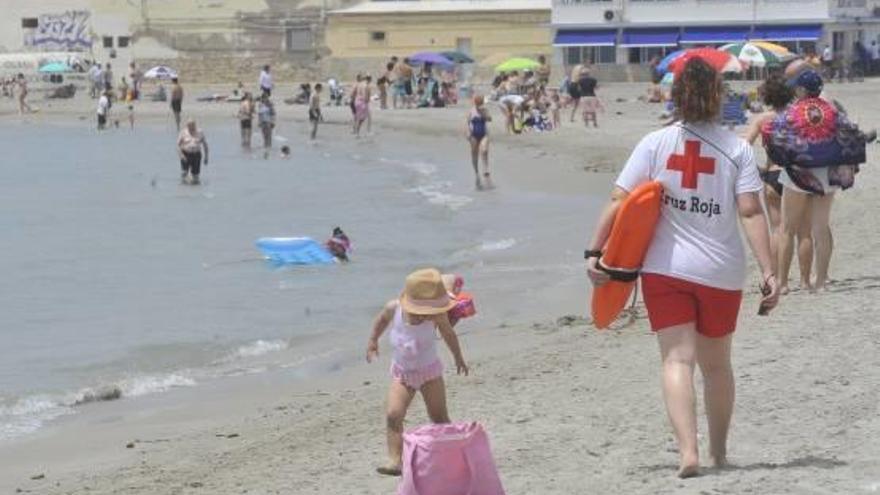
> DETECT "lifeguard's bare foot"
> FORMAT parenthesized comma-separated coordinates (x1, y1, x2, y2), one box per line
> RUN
(709, 453, 728, 469)
(678, 452, 700, 478)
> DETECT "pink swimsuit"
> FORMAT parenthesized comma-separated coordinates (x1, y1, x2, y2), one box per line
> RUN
(389, 306, 443, 389)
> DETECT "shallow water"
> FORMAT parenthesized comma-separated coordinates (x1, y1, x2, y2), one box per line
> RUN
(0, 118, 599, 440)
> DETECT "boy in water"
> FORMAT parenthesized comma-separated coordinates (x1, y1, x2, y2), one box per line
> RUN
(309, 83, 323, 140)
(96, 91, 110, 130)
(128, 104, 135, 130)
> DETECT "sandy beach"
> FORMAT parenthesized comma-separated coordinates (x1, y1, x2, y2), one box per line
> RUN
(1, 80, 880, 494)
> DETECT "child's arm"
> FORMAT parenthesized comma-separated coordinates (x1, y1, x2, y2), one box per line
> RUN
(435, 312, 468, 376)
(366, 300, 397, 363)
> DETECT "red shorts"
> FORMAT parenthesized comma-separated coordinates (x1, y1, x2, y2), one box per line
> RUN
(641, 273, 742, 338)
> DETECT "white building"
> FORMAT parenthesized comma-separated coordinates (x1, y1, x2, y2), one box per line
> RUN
(552, 0, 830, 67)
(827, 0, 880, 59)
(0, 0, 133, 68)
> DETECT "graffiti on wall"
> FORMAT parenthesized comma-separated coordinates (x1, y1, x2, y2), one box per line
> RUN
(26, 11, 92, 50)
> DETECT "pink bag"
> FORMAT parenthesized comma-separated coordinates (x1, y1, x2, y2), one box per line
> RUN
(398, 422, 505, 495)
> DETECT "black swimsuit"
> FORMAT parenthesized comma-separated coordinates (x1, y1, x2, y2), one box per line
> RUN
(761, 169, 783, 196)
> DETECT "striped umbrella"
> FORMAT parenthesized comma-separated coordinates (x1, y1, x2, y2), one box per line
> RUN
(719, 42, 794, 68)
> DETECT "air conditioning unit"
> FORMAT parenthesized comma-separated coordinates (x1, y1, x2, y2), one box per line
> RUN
(603, 9, 622, 22)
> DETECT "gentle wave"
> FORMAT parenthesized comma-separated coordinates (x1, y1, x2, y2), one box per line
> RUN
(234, 339, 289, 358)
(404, 161, 438, 177)
(480, 239, 517, 252)
(0, 373, 197, 441)
(410, 184, 472, 211)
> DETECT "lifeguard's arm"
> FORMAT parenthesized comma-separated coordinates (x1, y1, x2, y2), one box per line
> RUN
(366, 300, 397, 362)
(435, 312, 468, 375)
(737, 192, 780, 311)
(585, 186, 630, 287)
(202, 137, 209, 165)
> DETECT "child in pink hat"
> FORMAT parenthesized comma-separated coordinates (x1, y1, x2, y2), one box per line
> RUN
(366, 268, 470, 476)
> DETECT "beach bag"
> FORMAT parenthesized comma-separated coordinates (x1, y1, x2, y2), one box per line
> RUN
(398, 422, 505, 495)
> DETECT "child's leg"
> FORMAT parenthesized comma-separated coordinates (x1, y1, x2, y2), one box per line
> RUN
(419, 377, 450, 424)
(379, 380, 416, 474)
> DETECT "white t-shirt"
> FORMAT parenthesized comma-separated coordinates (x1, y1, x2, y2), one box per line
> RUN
(259, 70, 273, 90)
(615, 123, 763, 290)
(97, 95, 109, 116)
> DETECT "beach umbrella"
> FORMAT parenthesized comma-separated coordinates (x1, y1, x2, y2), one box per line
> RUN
(495, 57, 540, 73)
(749, 41, 796, 56)
(408, 52, 454, 67)
(39, 62, 72, 73)
(440, 51, 475, 64)
(719, 42, 794, 68)
(668, 47, 742, 75)
(655, 50, 685, 75)
(143, 65, 178, 80)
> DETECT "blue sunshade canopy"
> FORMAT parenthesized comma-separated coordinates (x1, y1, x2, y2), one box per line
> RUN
(553, 30, 616, 47)
(621, 28, 679, 47)
(752, 24, 822, 41)
(681, 26, 750, 44)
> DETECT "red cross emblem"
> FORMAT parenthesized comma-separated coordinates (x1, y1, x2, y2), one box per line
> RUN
(666, 140, 716, 189)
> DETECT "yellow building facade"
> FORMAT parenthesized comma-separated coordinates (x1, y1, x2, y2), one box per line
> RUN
(326, 0, 551, 66)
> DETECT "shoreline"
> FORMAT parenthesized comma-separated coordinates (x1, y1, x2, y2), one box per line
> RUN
(2, 81, 880, 494)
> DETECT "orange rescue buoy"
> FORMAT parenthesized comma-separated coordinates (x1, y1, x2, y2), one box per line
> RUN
(591, 181, 663, 329)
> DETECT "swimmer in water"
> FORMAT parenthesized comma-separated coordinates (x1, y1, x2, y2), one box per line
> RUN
(326, 227, 351, 262)
(280, 145, 291, 159)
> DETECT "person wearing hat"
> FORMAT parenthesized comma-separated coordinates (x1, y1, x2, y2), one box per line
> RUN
(366, 268, 469, 476)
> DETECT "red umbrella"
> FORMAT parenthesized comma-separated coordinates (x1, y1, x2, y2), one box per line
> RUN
(669, 48, 742, 76)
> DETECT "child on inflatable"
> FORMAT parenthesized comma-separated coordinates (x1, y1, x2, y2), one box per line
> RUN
(325, 227, 351, 262)
(366, 268, 470, 477)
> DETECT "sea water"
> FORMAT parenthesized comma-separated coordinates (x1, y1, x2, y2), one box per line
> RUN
(0, 118, 599, 441)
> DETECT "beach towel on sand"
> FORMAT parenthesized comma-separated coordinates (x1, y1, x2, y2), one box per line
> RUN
(398, 422, 505, 495)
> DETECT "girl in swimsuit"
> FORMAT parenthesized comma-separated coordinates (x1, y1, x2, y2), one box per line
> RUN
(366, 268, 469, 477)
(466, 95, 492, 190)
(745, 74, 812, 288)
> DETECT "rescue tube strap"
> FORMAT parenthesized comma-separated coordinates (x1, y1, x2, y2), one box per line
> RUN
(597, 259, 640, 283)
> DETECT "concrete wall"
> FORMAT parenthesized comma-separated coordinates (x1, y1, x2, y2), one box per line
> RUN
(326, 10, 551, 61)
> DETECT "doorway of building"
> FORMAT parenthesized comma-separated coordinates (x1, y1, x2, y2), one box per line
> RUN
(456, 37, 472, 55)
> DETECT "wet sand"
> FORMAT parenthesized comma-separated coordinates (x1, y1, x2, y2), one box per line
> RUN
(1, 81, 880, 494)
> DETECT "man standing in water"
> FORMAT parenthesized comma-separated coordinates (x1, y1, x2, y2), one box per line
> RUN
(177, 119, 209, 185)
(96, 90, 110, 130)
(16, 74, 34, 115)
(259, 65, 273, 98)
(309, 83, 323, 140)
(170, 77, 184, 130)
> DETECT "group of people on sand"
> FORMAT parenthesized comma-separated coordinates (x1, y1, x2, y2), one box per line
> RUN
(363, 53, 871, 483)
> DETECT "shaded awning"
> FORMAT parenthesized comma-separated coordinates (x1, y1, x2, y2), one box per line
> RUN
(553, 29, 616, 47)
(621, 28, 679, 47)
(752, 24, 822, 41)
(681, 26, 749, 44)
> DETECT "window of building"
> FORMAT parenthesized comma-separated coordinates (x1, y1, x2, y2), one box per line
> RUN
(22, 18, 39, 28)
(370, 31, 387, 44)
(117, 36, 130, 48)
(103, 36, 114, 48)
(286, 27, 313, 52)
(627, 46, 671, 64)
(565, 46, 616, 65)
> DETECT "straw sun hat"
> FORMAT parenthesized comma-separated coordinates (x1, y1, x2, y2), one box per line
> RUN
(400, 268, 457, 316)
